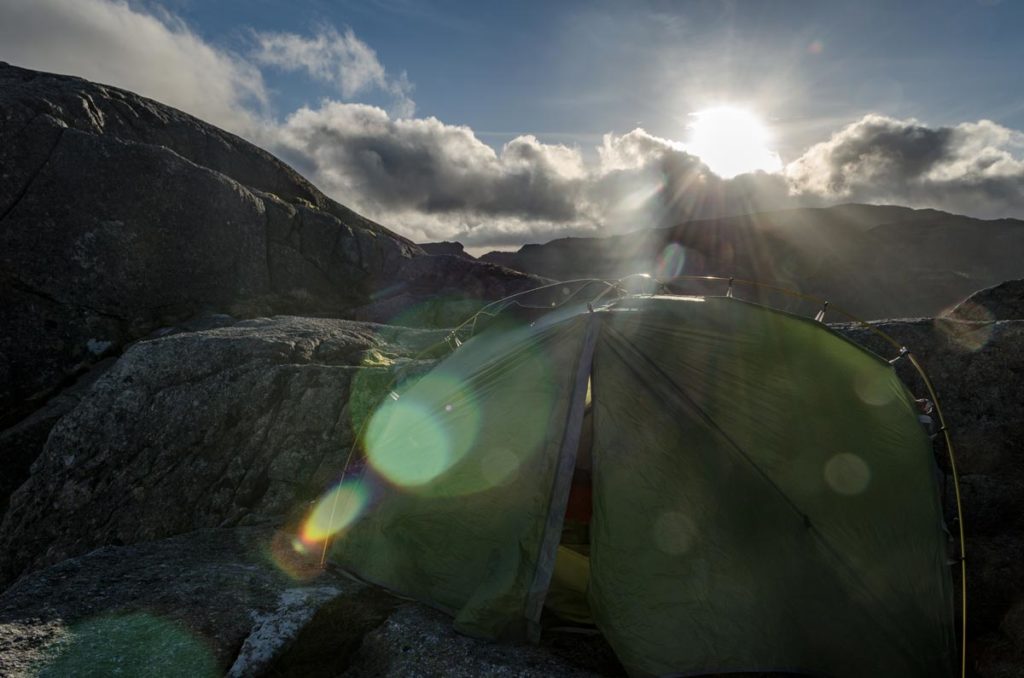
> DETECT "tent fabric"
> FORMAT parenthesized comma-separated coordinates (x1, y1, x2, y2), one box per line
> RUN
(335, 308, 594, 640)
(588, 296, 954, 677)
(333, 295, 955, 676)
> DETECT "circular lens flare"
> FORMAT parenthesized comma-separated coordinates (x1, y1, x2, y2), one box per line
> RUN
(267, 528, 324, 581)
(43, 613, 217, 677)
(653, 511, 697, 555)
(853, 370, 896, 406)
(364, 375, 481, 487)
(654, 243, 687, 280)
(824, 453, 871, 496)
(301, 481, 368, 544)
(934, 302, 994, 352)
(478, 447, 521, 487)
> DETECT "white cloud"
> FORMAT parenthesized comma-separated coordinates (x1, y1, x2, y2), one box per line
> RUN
(0, 0, 268, 133)
(597, 128, 683, 172)
(786, 114, 1024, 218)
(252, 26, 415, 118)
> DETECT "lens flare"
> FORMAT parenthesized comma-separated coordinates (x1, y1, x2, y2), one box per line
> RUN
(301, 481, 368, 544)
(653, 511, 697, 555)
(852, 370, 896, 406)
(364, 375, 481, 487)
(41, 613, 217, 677)
(654, 243, 687, 280)
(934, 302, 994, 352)
(267, 528, 324, 581)
(478, 447, 522, 487)
(824, 453, 871, 496)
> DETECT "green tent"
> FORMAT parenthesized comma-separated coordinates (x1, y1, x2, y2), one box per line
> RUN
(332, 294, 956, 677)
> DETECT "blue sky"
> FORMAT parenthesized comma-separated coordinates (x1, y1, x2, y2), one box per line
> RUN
(160, 0, 1024, 156)
(3, 0, 1024, 248)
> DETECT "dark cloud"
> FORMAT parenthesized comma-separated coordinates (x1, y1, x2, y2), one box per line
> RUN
(268, 116, 807, 245)
(269, 103, 585, 225)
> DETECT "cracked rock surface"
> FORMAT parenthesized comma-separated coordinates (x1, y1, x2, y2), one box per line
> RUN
(0, 526, 372, 677)
(0, 316, 444, 586)
(0, 527, 623, 678)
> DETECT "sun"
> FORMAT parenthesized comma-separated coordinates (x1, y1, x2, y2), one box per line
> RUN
(684, 106, 783, 179)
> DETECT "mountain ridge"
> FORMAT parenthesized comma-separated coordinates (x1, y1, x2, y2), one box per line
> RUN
(458, 203, 1024, 320)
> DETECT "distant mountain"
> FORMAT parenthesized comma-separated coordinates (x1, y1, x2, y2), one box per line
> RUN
(464, 204, 1023, 320)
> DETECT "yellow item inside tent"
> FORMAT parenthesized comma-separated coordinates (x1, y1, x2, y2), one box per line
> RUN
(546, 545, 592, 624)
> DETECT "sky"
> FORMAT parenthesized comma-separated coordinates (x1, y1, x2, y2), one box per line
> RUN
(2, 0, 1024, 251)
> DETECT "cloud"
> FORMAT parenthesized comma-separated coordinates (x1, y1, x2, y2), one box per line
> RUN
(787, 114, 1024, 218)
(252, 26, 415, 118)
(0, 0, 267, 133)
(589, 129, 796, 229)
(269, 102, 586, 222)
(264, 104, 805, 246)
(4, 0, 1024, 250)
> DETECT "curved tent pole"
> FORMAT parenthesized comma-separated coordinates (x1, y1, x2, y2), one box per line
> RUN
(442, 278, 618, 346)
(909, 352, 969, 678)
(317, 272, 968, 678)
(654, 274, 967, 678)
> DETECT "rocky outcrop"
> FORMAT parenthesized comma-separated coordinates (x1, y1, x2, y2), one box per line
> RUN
(0, 62, 538, 413)
(945, 279, 1024, 322)
(420, 241, 477, 259)
(0, 357, 115, 519)
(1, 63, 381, 414)
(0, 316, 445, 585)
(0, 526, 346, 676)
(0, 527, 621, 677)
(0, 62, 542, 518)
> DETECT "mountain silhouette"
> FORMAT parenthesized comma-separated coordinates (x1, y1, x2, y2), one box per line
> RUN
(471, 204, 1024, 320)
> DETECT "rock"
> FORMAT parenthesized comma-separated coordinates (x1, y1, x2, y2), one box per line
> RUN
(0, 62, 541, 521)
(0, 314, 242, 517)
(835, 318, 1024, 676)
(0, 526, 356, 677)
(944, 279, 1024, 322)
(0, 526, 618, 677)
(0, 357, 115, 518)
(0, 316, 445, 586)
(354, 253, 552, 327)
(420, 241, 476, 260)
(0, 62, 389, 414)
(227, 586, 359, 678)
(338, 605, 622, 677)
